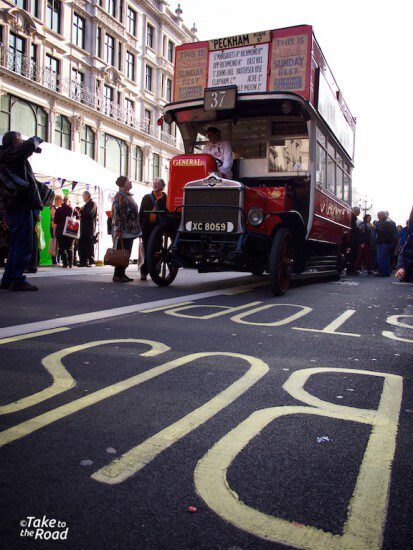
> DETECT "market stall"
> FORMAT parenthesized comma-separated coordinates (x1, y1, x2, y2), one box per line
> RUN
(28, 141, 148, 265)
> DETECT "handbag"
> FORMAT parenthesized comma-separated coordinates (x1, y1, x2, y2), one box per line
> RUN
(104, 238, 130, 267)
(63, 214, 80, 239)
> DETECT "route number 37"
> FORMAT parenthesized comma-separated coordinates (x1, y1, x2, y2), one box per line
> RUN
(204, 87, 237, 111)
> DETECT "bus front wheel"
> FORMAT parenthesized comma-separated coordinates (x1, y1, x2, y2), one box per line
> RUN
(269, 228, 293, 295)
(147, 225, 179, 287)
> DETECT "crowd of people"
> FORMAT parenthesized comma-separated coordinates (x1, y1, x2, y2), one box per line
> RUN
(346, 206, 413, 281)
(0, 131, 412, 291)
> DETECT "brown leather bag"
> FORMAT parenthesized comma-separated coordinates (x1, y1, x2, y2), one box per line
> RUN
(104, 238, 130, 267)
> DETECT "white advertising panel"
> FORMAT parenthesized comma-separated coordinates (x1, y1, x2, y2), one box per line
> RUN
(207, 43, 269, 93)
(318, 72, 355, 159)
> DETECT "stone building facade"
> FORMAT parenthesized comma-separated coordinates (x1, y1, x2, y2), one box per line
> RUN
(0, 0, 196, 183)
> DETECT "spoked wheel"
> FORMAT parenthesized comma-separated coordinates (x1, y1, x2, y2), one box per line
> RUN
(147, 225, 179, 287)
(269, 228, 293, 295)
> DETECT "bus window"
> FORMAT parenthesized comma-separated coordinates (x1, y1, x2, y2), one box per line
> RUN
(316, 126, 326, 148)
(269, 138, 309, 173)
(343, 172, 351, 203)
(316, 142, 326, 188)
(327, 153, 335, 194)
(336, 167, 344, 200)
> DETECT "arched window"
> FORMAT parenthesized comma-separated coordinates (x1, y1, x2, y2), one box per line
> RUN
(0, 94, 47, 140)
(132, 146, 143, 181)
(54, 114, 71, 149)
(99, 133, 128, 176)
(80, 125, 95, 159)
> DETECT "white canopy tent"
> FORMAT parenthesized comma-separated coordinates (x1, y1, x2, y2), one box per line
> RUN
(27, 141, 149, 262)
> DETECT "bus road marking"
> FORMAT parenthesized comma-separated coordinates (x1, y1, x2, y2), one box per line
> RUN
(382, 314, 413, 343)
(164, 302, 262, 320)
(92, 352, 269, 484)
(292, 310, 361, 337)
(194, 367, 403, 550)
(140, 301, 195, 313)
(0, 327, 70, 346)
(0, 339, 169, 418)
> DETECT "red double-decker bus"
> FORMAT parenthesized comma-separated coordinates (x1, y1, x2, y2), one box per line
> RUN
(147, 25, 356, 295)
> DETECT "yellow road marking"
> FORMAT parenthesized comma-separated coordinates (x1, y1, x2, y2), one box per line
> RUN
(194, 367, 403, 550)
(0, 327, 70, 346)
(0, 339, 169, 416)
(231, 303, 312, 327)
(382, 314, 413, 343)
(293, 310, 361, 337)
(92, 352, 269, 484)
(164, 302, 262, 320)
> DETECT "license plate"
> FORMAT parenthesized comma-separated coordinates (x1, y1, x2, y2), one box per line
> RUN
(185, 221, 235, 232)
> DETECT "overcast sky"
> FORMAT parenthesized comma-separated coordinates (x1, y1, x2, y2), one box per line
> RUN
(177, 0, 411, 224)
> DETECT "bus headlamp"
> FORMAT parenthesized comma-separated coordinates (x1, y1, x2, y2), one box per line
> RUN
(248, 207, 264, 226)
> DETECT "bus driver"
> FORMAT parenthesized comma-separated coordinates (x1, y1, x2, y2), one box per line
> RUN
(203, 127, 233, 179)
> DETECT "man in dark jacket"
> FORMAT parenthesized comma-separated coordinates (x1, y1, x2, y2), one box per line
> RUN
(0, 132, 42, 291)
(138, 178, 167, 280)
(374, 211, 396, 277)
(78, 191, 97, 267)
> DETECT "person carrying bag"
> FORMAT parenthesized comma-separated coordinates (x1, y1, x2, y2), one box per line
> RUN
(53, 196, 79, 268)
(108, 176, 141, 283)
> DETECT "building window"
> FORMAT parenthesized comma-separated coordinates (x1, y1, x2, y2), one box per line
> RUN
(81, 125, 95, 159)
(124, 98, 134, 124)
(126, 51, 135, 81)
(166, 78, 172, 102)
(30, 43, 37, 79)
(145, 65, 153, 91)
(152, 153, 160, 179)
(0, 94, 47, 140)
(127, 7, 136, 35)
(167, 40, 174, 63)
(71, 69, 84, 101)
(46, 0, 61, 34)
(8, 33, 25, 75)
(133, 146, 143, 181)
(106, 0, 115, 17)
(104, 34, 114, 65)
(54, 114, 71, 150)
(146, 23, 154, 49)
(103, 84, 114, 115)
(12, 0, 27, 10)
(144, 109, 151, 133)
(45, 53, 59, 91)
(72, 13, 85, 49)
(30, 0, 39, 17)
(99, 133, 128, 176)
(96, 27, 102, 58)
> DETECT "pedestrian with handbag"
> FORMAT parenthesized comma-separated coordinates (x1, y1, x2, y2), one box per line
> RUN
(138, 178, 167, 281)
(110, 176, 141, 283)
(0, 131, 43, 291)
(53, 196, 79, 268)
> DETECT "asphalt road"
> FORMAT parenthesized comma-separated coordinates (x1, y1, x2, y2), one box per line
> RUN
(0, 266, 412, 550)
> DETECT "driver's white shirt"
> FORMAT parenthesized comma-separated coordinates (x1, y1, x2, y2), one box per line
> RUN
(203, 140, 233, 178)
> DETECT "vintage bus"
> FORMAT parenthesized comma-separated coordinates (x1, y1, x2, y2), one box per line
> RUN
(147, 25, 356, 295)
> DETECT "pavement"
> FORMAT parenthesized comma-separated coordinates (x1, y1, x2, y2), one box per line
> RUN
(0, 265, 412, 550)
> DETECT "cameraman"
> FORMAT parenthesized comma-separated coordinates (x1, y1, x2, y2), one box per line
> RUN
(0, 132, 42, 291)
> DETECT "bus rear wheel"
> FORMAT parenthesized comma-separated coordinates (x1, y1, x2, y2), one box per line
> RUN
(269, 228, 293, 295)
(147, 225, 179, 287)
